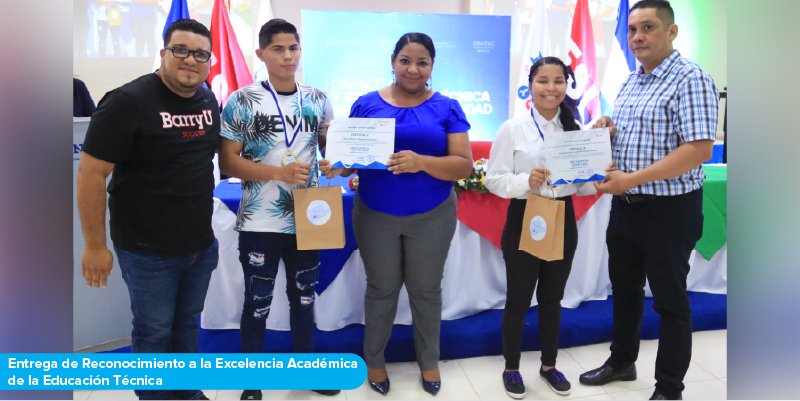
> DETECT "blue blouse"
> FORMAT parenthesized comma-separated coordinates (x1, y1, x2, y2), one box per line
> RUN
(349, 91, 471, 216)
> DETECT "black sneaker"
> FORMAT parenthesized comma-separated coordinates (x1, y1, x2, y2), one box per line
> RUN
(502, 371, 526, 399)
(240, 389, 262, 400)
(311, 389, 341, 396)
(539, 367, 571, 396)
(650, 389, 682, 400)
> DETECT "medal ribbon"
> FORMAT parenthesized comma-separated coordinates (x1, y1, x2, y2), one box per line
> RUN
(262, 79, 303, 149)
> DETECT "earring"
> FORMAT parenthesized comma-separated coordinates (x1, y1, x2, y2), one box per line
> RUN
(426, 74, 432, 88)
(391, 70, 396, 85)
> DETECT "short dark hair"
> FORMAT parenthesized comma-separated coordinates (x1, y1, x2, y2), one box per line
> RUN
(163, 19, 212, 48)
(391, 32, 436, 62)
(630, 0, 675, 26)
(258, 18, 299, 48)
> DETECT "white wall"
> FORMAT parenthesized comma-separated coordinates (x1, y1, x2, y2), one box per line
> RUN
(74, 0, 468, 102)
(73, 0, 726, 114)
(73, 119, 132, 350)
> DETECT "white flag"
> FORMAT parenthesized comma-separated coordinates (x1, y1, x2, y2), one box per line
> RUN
(252, 0, 273, 83)
(512, 0, 552, 118)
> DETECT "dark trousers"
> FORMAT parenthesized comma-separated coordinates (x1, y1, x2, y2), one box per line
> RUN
(606, 189, 703, 396)
(500, 197, 578, 369)
(238, 231, 319, 354)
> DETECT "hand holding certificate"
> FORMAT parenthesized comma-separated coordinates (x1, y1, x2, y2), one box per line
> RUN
(325, 118, 395, 169)
(543, 128, 612, 186)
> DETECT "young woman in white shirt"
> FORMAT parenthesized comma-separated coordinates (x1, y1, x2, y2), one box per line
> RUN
(485, 56, 599, 399)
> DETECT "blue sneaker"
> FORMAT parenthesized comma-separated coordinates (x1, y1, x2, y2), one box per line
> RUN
(502, 371, 526, 399)
(539, 367, 571, 396)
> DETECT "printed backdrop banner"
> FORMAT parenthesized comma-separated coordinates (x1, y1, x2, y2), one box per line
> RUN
(301, 10, 511, 141)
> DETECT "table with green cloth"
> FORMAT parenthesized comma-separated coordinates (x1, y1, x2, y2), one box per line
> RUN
(697, 164, 727, 260)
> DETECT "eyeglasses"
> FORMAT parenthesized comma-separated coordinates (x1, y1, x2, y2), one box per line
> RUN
(165, 47, 212, 63)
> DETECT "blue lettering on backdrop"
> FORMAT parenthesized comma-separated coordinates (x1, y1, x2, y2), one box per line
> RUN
(73, 143, 84, 161)
(301, 11, 511, 141)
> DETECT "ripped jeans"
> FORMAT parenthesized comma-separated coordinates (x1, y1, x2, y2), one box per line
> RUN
(237, 231, 319, 353)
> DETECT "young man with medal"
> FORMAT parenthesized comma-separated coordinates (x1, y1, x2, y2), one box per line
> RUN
(218, 18, 337, 400)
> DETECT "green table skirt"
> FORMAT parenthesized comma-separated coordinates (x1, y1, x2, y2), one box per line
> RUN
(696, 164, 727, 259)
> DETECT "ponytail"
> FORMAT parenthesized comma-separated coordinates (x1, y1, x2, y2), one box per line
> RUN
(558, 102, 580, 132)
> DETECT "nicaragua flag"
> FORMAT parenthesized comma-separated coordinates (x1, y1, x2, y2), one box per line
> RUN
(162, 0, 191, 41)
(600, 0, 637, 115)
(153, 0, 191, 72)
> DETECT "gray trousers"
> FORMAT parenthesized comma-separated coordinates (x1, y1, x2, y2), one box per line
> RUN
(353, 191, 457, 370)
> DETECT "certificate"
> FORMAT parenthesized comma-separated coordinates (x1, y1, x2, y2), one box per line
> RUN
(543, 128, 612, 185)
(325, 118, 395, 169)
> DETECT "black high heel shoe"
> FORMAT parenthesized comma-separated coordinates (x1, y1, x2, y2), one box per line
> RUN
(368, 378, 390, 396)
(421, 377, 441, 396)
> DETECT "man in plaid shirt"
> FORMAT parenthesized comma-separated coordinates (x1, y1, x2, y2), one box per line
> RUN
(578, 1, 719, 400)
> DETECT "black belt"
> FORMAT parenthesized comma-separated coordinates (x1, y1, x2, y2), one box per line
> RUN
(617, 193, 659, 204)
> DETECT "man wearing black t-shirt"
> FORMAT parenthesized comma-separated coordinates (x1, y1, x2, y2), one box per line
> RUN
(77, 19, 219, 401)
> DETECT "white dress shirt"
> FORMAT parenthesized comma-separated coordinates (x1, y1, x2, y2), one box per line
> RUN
(485, 108, 596, 200)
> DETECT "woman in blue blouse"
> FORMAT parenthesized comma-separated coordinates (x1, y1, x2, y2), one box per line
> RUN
(321, 32, 472, 396)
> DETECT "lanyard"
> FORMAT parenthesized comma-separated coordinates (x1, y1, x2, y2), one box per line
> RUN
(530, 108, 545, 141)
(262, 79, 303, 149)
(531, 108, 559, 193)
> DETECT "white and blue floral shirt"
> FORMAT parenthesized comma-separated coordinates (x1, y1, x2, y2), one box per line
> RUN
(221, 82, 333, 233)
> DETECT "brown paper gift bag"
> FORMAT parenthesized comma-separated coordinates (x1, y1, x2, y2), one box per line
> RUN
(518, 194, 565, 261)
(293, 186, 345, 250)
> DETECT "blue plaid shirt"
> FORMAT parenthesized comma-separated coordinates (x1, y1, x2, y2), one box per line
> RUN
(612, 50, 719, 196)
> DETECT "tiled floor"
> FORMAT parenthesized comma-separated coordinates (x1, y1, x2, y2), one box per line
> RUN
(73, 329, 726, 400)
